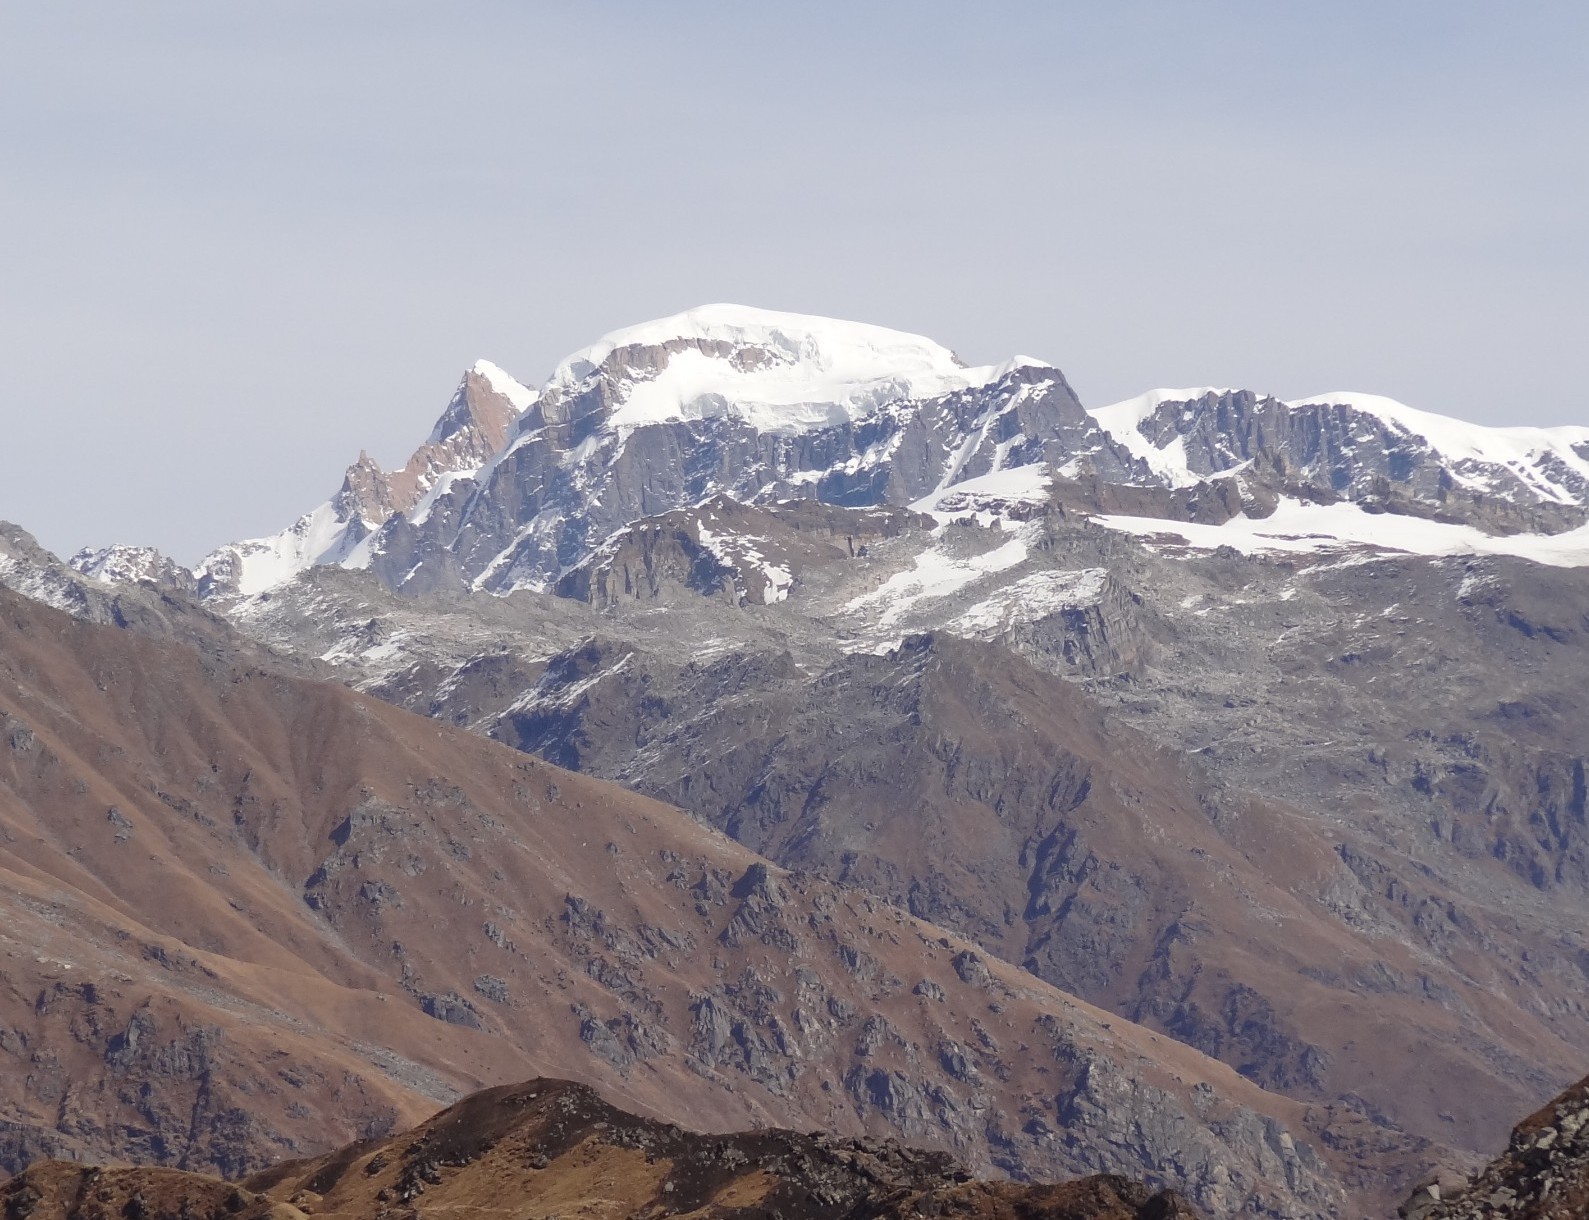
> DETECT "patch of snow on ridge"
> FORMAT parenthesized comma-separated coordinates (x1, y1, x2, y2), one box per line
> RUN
(1089, 389, 1233, 489)
(950, 569, 1111, 638)
(69, 544, 186, 587)
(911, 463, 1053, 514)
(409, 469, 478, 528)
(695, 522, 795, 605)
(1286, 391, 1589, 504)
(847, 530, 1033, 628)
(1093, 498, 1589, 567)
(470, 359, 537, 413)
(513, 651, 633, 715)
(544, 303, 1054, 437)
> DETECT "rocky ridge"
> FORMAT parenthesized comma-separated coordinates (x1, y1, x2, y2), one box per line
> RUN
(0, 1077, 1201, 1220)
(1093, 388, 1589, 536)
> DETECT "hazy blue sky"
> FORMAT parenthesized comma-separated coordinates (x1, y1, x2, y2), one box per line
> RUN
(3, 2, 1587, 563)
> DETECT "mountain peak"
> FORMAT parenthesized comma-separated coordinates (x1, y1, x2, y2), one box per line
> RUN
(539, 303, 1052, 438)
(467, 358, 536, 414)
(560, 302, 961, 365)
(68, 543, 194, 590)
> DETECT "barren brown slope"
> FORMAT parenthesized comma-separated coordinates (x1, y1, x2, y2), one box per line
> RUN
(0, 1077, 1199, 1220)
(0, 586, 1355, 1217)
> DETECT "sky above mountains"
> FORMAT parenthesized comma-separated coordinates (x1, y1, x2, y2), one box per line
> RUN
(3, 1, 1586, 563)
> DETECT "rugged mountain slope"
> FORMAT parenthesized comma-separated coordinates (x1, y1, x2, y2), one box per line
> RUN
(0, 583, 1365, 1217)
(204, 488, 1589, 1170)
(494, 622, 1586, 1140)
(1, 1078, 1201, 1220)
(1092, 388, 1589, 535)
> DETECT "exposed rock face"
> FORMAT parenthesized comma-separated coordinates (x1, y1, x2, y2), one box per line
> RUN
(555, 497, 931, 608)
(1101, 389, 1589, 534)
(343, 362, 525, 524)
(0, 584, 1354, 1218)
(1, 1079, 1203, 1220)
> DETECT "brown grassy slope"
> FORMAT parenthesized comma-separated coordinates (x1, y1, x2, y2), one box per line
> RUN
(0, 584, 1374, 1214)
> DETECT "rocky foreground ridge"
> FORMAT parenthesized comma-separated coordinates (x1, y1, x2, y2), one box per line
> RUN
(1403, 1073, 1589, 1220)
(0, 1077, 1198, 1220)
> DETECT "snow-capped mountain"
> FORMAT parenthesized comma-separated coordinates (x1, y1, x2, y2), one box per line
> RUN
(74, 304, 1589, 601)
(139, 304, 1134, 599)
(351, 305, 1137, 596)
